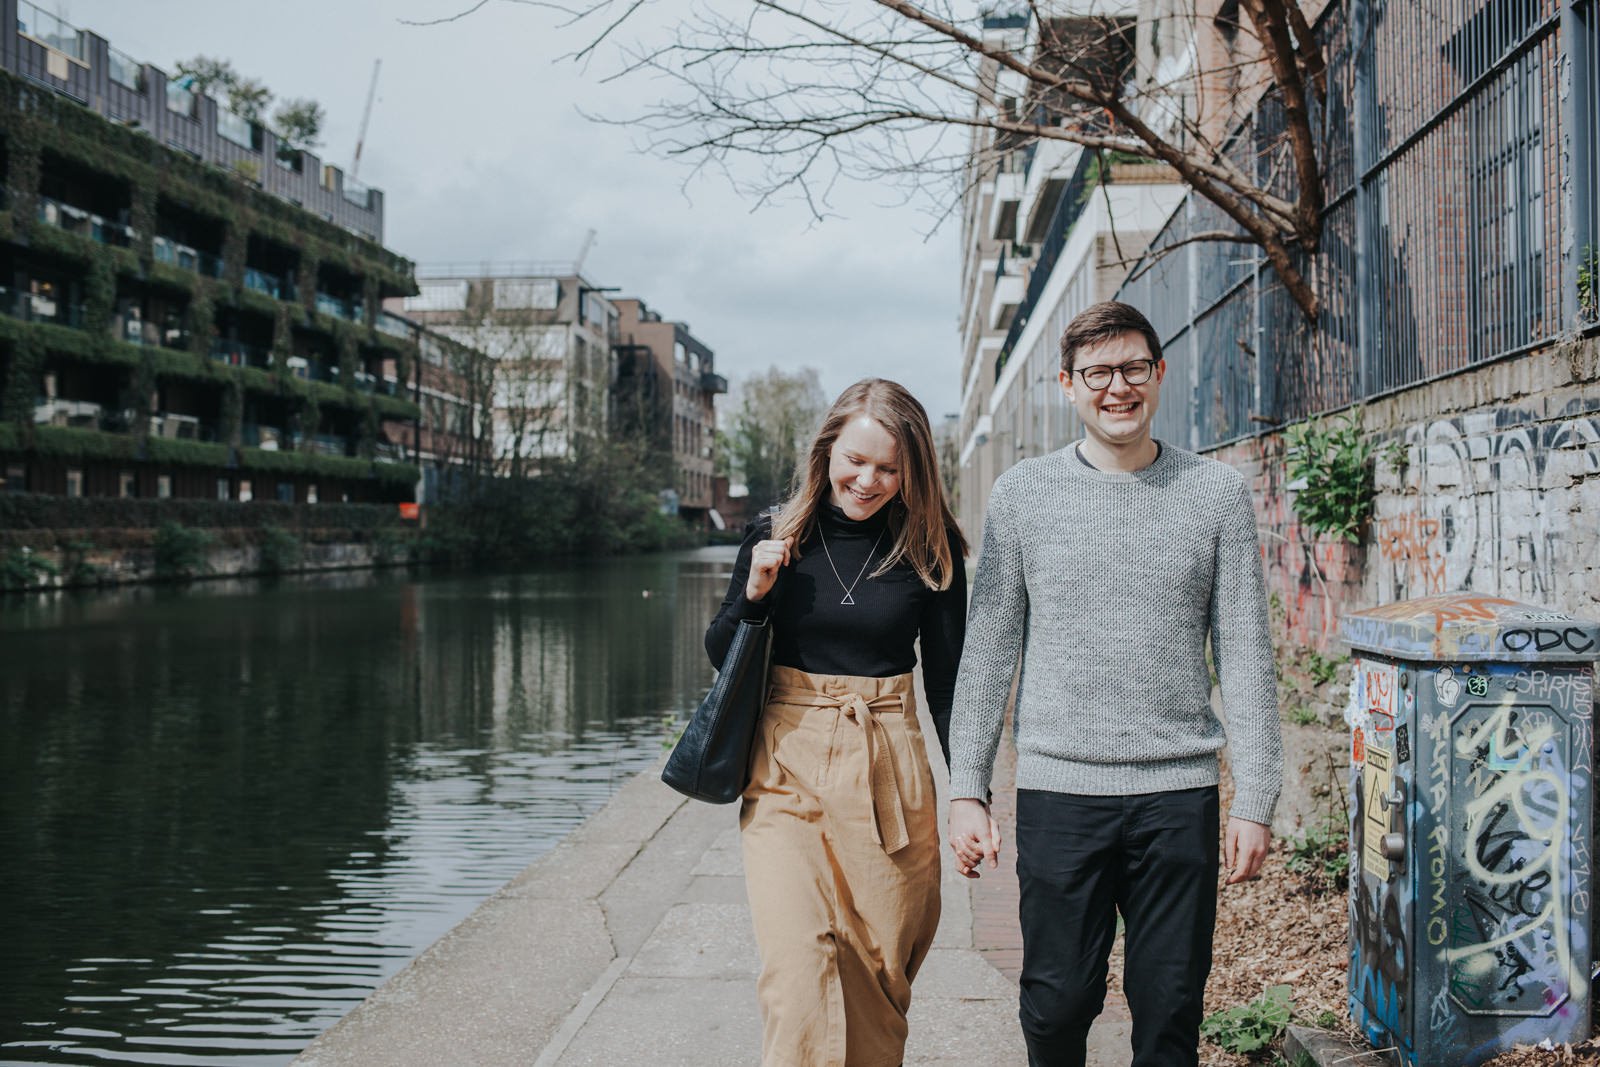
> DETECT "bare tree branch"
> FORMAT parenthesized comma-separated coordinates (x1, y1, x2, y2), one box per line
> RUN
(419, 0, 1334, 320)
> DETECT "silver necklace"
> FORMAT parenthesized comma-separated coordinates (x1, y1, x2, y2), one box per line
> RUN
(817, 524, 885, 606)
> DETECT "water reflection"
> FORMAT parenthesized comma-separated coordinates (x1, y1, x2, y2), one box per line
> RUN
(0, 548, 736, 1065)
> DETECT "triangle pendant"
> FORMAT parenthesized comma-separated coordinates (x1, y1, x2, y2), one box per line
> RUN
(840, 593, 856, 606)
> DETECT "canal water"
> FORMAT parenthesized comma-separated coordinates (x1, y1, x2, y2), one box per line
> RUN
(0, 547, 737, 1066)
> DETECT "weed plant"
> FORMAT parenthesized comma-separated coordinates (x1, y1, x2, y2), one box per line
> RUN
(1201, 984, 1293, 1055)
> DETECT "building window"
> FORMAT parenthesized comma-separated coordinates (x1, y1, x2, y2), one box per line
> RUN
(3, 464, 25, 492)
(66, 468, 84, 497)
(403, 281, 469, 313)
(119, 470, 136, 498)
(217, 478, 230, 501)
(157, 475, 172, 499)
(494, 278, 558, 310)
(239, 479, 253, 503)
(276, 483, 294, 503)
(307, 484, 319, 504)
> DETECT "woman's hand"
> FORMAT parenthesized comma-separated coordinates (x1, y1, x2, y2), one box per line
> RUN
(745, 537, 794, 602)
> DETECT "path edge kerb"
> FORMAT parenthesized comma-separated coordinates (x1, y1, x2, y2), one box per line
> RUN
(292, 759, 688, 1067)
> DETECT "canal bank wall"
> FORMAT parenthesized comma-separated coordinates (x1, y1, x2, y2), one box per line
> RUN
(0, 495, 412, 587)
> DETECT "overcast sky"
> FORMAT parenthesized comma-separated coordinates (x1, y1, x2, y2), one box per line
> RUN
(57, 0, 965, 418)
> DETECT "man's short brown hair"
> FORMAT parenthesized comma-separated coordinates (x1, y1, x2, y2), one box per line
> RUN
(1058, 301, 1163, 374)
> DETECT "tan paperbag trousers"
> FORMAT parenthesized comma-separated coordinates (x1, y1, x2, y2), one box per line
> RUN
(740, 665, 942, 1067)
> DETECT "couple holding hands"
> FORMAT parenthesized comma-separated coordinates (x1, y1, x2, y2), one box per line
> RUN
(704, 301, 1283, 1067)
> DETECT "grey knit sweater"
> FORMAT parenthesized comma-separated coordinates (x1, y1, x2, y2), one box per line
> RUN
(947, 442, 1283, 825)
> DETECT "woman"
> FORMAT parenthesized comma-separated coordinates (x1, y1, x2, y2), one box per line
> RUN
(705, 378, 968, 1067)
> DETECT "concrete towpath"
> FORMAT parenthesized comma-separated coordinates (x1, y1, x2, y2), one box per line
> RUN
(294, 697, 1133, 1066)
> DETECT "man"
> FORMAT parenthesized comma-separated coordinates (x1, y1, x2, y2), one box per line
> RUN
(947, 301, 1282, 1067)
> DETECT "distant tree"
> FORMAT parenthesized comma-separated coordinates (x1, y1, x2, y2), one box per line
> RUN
(173, 55, 312, 132)
(724, 367, 828, 510)
(173, 55, 236, 96)
(227, 78, 272, 123)
(273, 99, 326, 151)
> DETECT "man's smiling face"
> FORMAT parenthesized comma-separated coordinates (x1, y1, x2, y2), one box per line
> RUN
(1059, 332, 1165, 455)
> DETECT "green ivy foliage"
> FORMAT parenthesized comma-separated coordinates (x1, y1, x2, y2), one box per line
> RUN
(32, 425, 140, 461)
(145, 437, 231, 467)
(1283, 411, 1375, 543)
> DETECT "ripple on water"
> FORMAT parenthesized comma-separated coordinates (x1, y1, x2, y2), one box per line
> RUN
(0, 552, 734, 1065)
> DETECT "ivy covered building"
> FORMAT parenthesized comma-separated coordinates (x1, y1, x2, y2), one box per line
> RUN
(0, 2, 422, 506)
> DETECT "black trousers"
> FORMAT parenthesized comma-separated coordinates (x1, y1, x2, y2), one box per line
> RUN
(1015, 786, 1220, 1067)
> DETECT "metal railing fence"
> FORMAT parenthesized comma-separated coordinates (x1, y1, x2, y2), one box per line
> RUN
(1117, 0, 1583, 452)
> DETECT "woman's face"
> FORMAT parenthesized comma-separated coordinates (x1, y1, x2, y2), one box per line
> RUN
(828, 415, 902, 521)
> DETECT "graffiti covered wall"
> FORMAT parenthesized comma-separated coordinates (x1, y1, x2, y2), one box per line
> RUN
(1211, 340, 1600, 654)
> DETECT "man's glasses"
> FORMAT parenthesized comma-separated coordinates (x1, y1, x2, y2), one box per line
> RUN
(1073, 358, 1157, 390)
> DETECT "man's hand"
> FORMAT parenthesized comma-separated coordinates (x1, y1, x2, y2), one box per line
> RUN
(948, 798, 1002, 879)
(1224, 817, 1271, 884)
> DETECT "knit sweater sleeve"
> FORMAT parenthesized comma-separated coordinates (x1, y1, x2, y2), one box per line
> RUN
(917, 526, 969, 769)
(947, 479, 1026, 801)
(1210, 477, 1283, 825)
(704, 516, 775, 669)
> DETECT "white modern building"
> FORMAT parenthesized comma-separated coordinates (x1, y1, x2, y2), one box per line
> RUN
(400, 269, 617, 471)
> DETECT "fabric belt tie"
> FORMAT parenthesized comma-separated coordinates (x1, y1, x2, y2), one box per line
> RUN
(770, 685, 910, 854)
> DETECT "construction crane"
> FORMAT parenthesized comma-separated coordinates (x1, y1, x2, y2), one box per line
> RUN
(574, 228, 597, 274)
(349, 59, 382, 183)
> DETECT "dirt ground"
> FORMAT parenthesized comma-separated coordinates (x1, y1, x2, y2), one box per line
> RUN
(1189, 716, 1598, 1066)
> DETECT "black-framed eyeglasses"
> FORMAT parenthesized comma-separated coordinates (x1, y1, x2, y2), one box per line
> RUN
(1073, 358, 1157, 390)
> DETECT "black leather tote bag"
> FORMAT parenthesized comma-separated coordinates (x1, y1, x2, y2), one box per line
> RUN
(661, 617, 773, 804)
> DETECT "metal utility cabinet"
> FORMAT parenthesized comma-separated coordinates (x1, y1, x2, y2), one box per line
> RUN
(1339, 594, 1600, 1066)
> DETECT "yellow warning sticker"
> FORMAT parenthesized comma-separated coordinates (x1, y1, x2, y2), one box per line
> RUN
(1362, 745, 1393, 881)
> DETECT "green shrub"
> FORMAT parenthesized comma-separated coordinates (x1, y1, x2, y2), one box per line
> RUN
(1305, 649, 1345, 687)
(1287, 705, 1320, 726)
(1285, 814, 1350, 895)
(153, 521, 214, 580)
(1201, 985, 1293, 1055)
(0, 547, 59, 591)
(62, 538, 107, 586)
(370, 524, 414, 566)
(1283, 411, 1375, 543)
(257, 525, 300, 574)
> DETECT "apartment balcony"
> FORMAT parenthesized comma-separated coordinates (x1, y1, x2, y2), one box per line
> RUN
(315, 292, 365, 323)
(33, 398, 105, 429)
(240, 423, 288, 451)
(700, 371, 729, 395)
(244, 267, 294, 301)
(287, 356, 340, 384)
(0, 285, 85, 328)
(987, 170, 1024, 241)
(210, 338, 272, 370)
(305, 433, 351, 457)
(149, 413, 217, 441)
(376, 311, 413, 339)
(107, 47, 143, 92)
(989, 262, 1025, 330)
(154, 235, 224, 278)
(342, 176, 373, 209)
(114, 313, 189, 350)
(1019, 138, 1081, 244)
(37, 196, 135, 247)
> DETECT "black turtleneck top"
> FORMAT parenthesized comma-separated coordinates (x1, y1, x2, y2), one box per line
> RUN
(704, 503, 968, 765)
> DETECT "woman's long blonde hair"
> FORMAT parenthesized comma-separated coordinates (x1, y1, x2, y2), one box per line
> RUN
(772, 378, 968, 590)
